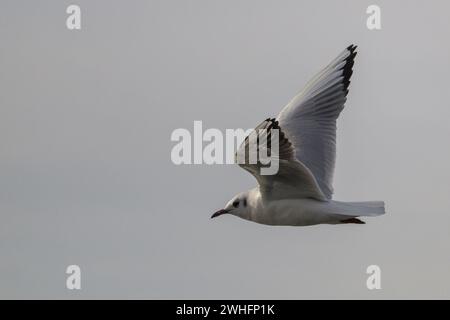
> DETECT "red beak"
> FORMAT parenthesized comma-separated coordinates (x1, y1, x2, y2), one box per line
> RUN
(211, 209, 229, 219)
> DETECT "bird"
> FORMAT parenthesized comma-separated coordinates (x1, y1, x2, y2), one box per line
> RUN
(211, 45, 385, 226)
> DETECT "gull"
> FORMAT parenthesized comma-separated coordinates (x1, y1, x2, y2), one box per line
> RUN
(211, 45, 385, 226)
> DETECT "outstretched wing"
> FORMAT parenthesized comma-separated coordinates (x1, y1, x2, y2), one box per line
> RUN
(236, 118, 327, 201)
(276, 45, 357, 199)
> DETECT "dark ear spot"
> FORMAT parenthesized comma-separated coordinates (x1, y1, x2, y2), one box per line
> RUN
(232, 200, 239, 208)
(243, 198, 247, 207)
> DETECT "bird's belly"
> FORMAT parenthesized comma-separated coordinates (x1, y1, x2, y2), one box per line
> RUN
(256, 199, 336, 226)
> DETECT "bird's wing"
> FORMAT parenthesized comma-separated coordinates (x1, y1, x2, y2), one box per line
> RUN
(236, 118, 327, 201)
(276, 45, 357, 199)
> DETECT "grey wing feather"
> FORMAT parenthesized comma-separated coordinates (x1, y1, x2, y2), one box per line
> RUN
(236, 118, 327, 201)
(276, 45, 357, 199)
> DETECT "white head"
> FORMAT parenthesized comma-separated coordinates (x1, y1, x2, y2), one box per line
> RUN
(211, 191, 251, 220)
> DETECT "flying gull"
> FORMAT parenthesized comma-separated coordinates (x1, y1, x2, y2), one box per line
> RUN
(212, 45, 385, 226)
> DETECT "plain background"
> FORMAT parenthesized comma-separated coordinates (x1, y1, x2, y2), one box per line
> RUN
(1, 0, 450, 299)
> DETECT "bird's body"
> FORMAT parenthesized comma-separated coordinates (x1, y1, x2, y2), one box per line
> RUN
(231, 188, 384, 226)
(212, 45, 385, 226)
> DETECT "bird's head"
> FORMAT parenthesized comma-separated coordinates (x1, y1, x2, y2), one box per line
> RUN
(211, 191, 251, 220)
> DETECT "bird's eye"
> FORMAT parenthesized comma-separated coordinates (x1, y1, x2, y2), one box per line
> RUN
(232, 200, 239, 208)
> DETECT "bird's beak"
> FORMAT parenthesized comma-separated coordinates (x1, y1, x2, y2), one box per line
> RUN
(211, 209, 229, 219)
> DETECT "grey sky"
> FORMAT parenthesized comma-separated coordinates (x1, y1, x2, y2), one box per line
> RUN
(1, 0, 450, 298)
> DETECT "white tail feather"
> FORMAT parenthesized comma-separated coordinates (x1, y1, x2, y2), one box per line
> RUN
(329, 200, 385, 217)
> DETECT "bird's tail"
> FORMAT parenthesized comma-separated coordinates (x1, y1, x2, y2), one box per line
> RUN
(329, 200, 385, 217)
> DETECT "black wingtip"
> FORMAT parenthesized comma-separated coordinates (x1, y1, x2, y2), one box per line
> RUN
(342, 45, 357, 92)
(347, 44, 358, 53)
